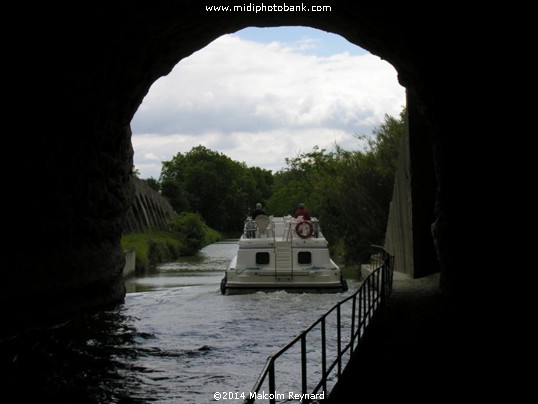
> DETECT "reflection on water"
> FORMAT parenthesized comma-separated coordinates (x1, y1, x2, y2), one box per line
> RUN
(3, 308, 148, 402)
(2, 241, 361, 403)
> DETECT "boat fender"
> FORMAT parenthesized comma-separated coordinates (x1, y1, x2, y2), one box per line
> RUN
(295, 220, 313, 239)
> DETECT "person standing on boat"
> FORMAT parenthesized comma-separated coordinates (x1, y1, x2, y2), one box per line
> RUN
(252, 203, 266, 219)
(293, 203, 311, 220)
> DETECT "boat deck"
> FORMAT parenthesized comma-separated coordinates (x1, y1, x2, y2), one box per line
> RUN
(241, 215, 326, 245)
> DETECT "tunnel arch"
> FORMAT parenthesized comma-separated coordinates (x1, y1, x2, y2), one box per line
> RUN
(8, 3, 470, 338)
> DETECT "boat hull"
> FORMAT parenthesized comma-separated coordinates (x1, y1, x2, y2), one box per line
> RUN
(220, 272, 348, 295)
(222, 282, 347, 295)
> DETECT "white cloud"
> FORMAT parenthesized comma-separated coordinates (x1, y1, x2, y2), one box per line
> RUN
(131, 32, 405, 179)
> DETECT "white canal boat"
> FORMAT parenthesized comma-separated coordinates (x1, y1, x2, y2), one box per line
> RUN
(220, 215, 348, 295)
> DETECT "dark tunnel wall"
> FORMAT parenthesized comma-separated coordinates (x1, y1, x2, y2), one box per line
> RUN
(5, 2, 482, 337)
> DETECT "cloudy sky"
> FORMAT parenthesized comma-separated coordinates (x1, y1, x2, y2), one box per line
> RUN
(131, 27, 406, 179)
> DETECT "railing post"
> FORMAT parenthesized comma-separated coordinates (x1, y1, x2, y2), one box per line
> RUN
(377, 268, 382, 312)
(357, 286, 364, 344)
(381, 258, 387, 309)
(364, 276, 368, 326)
(321, 318, 327, 394)
(269, 361, 276, 404)
(350, 295, 356, 353)
(301, 334, 307, 397)
(390, 254, 395, 294)
(337, 305, 342, 377)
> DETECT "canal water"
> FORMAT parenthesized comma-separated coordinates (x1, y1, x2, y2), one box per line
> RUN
(5, 241, 361, 403)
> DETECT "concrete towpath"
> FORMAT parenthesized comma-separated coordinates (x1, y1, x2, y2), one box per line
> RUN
(326, 271, 475, 401)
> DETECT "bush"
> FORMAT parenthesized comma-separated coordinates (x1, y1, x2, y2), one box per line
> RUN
(169, 212, 206, 255)
(203, 226, 222, 245)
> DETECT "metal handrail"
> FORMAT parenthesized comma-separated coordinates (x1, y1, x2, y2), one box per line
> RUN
(244, 246, 394, 404)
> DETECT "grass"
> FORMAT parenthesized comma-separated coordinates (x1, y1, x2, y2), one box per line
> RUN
(120, 231, 176, 272)
(121, 232, 150, 270)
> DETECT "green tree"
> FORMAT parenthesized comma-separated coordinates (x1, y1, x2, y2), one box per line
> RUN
(160, 178, 189, 213)
(266, 146, 334, 217)
(267, 108, 406, 264)
(246, 166, 274, 214)
(329, 110, 405, 262)
(160, 145, 269, 233)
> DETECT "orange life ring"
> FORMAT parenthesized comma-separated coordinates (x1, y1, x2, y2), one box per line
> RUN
(295, 220, 313, 239)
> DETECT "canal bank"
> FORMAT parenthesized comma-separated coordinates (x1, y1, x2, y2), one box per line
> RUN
(327, 272, 475, 400)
